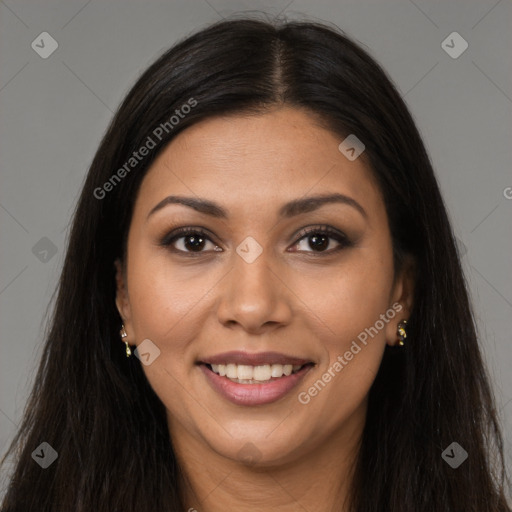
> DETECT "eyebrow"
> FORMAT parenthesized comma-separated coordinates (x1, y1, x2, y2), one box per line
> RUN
(146, 192, 367, 220)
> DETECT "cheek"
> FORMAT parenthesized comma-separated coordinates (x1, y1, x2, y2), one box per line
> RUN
(292, 238, 394, 413)
(295, 237, 394, 347)
(125, 252, 217, 418)
(293, 308, 389, 439)
(126, 246, 219, 340)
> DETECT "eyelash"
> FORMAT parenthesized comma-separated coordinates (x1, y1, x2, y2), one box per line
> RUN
(159, 225, 352, 257)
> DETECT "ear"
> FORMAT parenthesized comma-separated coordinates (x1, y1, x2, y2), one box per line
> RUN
(385, 254, 415, 347)
(114, 258, 133, 337)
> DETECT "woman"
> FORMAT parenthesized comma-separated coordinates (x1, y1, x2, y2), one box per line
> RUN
(1, 17, 510, 512)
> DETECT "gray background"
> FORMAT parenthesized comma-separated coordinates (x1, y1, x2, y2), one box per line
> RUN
(1, 0, 511, 496)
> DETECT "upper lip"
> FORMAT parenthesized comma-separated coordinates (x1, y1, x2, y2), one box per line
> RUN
(198, 351, 313, 367)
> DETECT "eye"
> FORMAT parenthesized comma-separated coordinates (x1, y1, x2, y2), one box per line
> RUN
(290, 225, 351, 254)
(159, 227, 221, 255)
(159, 225, 351, 256)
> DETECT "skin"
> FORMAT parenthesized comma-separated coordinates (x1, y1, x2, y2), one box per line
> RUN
(115, 106, 415, 512)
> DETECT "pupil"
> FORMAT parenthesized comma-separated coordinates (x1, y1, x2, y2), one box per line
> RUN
(185, 235, 205, 251)
(309, 234, 328, 251)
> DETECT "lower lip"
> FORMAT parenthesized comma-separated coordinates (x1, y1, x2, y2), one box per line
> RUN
(199, 363, 314, 406)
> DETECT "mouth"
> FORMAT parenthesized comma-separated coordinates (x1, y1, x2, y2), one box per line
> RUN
(202, 361, 313, 384)
(196, 352, 315, 405)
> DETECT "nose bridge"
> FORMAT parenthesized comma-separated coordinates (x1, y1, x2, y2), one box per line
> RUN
(234, 246, 273, 296)
(231, 241, 277, 309)
(216, 238, 291, 331)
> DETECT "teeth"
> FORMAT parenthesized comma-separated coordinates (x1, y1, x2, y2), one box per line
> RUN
(253, 365, 271, 381)
(237, 364, 253, 380)
(226, 364, 237, 379)
(210, 363, 303, 381)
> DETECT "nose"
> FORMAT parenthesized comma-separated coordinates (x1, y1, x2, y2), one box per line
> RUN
(216, 248, 293, 334)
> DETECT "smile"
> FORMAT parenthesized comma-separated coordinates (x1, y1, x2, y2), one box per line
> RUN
(198, 359, 315, 406)
(208, 362, 306, 383)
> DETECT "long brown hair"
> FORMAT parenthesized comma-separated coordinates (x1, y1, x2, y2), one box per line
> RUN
(1, 17, 510, 511)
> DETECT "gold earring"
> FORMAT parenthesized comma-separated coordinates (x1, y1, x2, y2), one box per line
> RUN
(120, 324, 131, 357)
(397, 320, 408, 346)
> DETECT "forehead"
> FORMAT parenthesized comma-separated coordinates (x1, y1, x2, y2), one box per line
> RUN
(136, 107, 382, 217)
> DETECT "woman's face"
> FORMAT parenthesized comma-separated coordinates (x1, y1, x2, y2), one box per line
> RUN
(115, 106, 413, 467)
